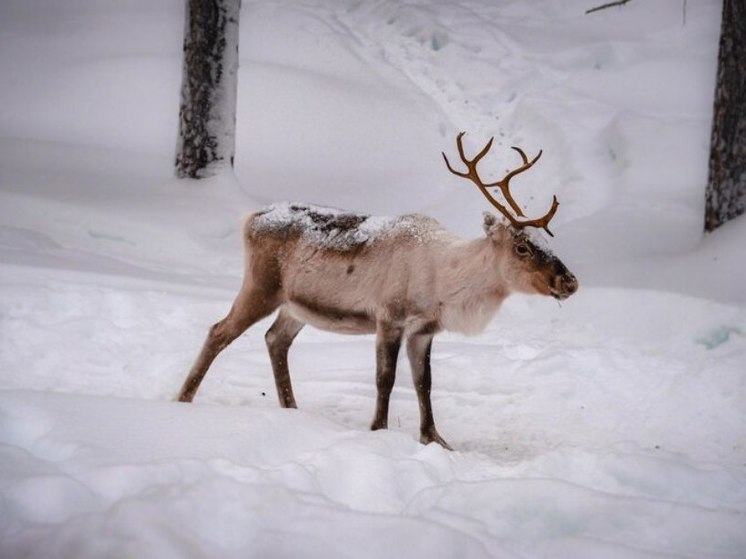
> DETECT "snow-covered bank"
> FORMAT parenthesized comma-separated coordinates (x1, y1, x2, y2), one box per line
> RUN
(2, 387, 745, 559)
(2, 0, 745, 557)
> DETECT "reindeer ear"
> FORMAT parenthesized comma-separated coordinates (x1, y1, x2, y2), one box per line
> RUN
(483, 212, 498, 235)
(483, 212, 511, 242)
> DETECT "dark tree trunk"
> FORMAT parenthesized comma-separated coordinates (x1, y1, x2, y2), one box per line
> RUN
(175, 0, 240, 179)
(705, 0, 746, 232)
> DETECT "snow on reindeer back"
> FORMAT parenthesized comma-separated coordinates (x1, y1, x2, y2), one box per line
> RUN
(253, 202, 437, 250)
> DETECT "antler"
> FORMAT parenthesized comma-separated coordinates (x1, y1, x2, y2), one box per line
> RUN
(442, 132, 559, 236)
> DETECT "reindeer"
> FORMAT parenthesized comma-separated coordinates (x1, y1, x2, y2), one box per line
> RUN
(177, 133, 578, 449)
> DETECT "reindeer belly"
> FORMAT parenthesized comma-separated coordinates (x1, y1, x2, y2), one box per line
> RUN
(279, 239, 395, 334)
(285, 297, 376, 334)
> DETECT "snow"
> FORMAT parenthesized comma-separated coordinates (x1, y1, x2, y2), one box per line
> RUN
(1, 1, 745, 558)
(252, 202, 403, 250)
(251, 202, 451, 251)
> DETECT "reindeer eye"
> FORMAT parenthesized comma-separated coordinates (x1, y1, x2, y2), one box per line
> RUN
(514, 244, 532, 257)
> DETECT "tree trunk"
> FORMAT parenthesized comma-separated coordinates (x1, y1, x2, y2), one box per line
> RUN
(175, 0, 240, 179)
(705, 0, 746, 232)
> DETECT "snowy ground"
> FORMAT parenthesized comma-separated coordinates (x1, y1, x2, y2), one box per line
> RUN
(1, 1, 745, 558)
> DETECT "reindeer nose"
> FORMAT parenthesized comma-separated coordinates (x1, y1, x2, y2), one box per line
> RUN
(558, 274, 578, 297)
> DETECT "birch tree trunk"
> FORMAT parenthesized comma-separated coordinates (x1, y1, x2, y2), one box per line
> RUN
(175, 0, 240, 179)
(705, 0, 745, 231)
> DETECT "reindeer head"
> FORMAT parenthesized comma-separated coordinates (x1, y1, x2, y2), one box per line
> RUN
(481, 213, 577, 299)
(443, 132, 578, 300)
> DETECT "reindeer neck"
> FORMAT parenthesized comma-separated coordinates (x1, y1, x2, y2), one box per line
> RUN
(436, 237, 510, 335)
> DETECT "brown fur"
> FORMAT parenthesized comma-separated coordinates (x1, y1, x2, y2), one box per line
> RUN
(177, 205, 578, 449)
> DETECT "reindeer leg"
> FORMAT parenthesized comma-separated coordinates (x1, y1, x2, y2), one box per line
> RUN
(177, 289, 278, 403)
(370, 322, 403, 432)
(406, 328, 452, 450)
(265, 307, 305, 408)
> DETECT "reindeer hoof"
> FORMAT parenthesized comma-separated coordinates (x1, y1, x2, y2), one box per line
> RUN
(370, 420, 388, 432)
(420, 430, 453, 451)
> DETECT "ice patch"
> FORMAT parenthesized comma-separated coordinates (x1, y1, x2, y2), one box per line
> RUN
(696, 325, 743, 350)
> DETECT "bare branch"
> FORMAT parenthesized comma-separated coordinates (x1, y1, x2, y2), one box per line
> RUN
(585, 0, 632, 15)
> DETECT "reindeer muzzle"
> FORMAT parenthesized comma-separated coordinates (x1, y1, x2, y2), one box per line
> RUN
(552, 273, 578, 300)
